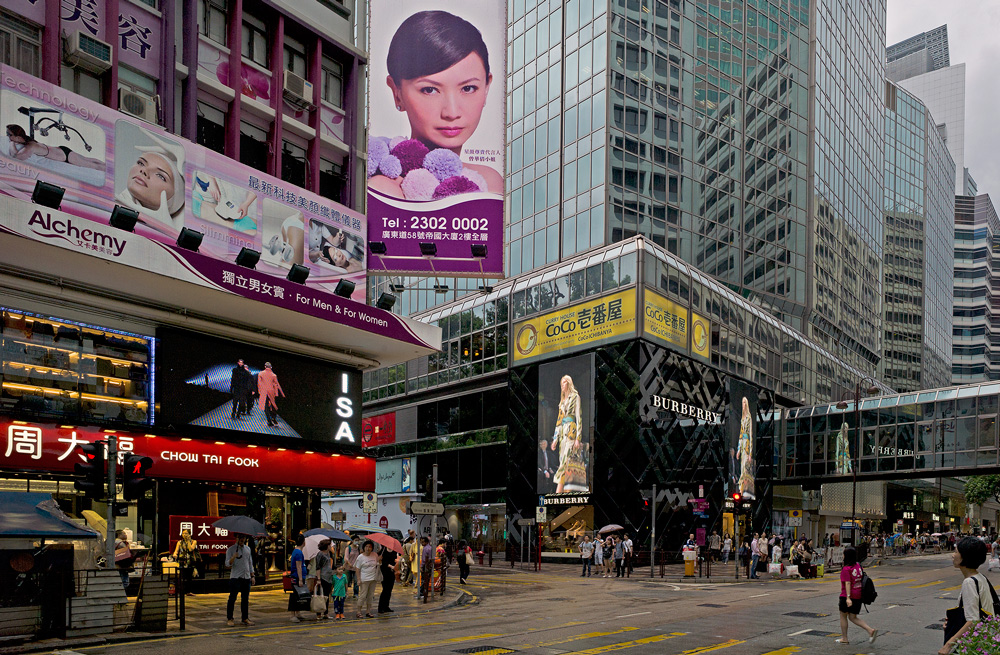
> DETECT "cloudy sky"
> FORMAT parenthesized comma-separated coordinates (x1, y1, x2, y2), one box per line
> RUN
(886, 1, 1000, 198)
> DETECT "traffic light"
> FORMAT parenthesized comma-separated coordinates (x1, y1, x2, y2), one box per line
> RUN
(732, 492, 742, 502)
(74, 442, 105, 499)
(122, 454, 154, 501)
(641, 496, 651, 512)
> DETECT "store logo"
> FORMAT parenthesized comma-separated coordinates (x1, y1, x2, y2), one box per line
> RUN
(27, 211, 127, 257)
(651, 396, 722, 423)
(515, 323, 538, 357)
(692, 316, 709, 352)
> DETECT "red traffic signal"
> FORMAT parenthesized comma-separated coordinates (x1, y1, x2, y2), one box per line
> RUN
(732, 492, 742, 501)
(122, 454, 154, 501)
(74, 442, 105, 499)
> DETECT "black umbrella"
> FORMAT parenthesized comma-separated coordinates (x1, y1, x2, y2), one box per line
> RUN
(212, 515, 267, 536)
(303, 527, 351, 541)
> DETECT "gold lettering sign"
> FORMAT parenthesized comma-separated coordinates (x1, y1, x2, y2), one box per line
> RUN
(642, 291, 688, 349)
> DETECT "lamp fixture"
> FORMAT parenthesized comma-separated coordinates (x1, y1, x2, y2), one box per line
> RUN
(31, 180, 65, 209)
(389, 283, 406, 293)
(286, 263, 310, 284)
(235, 247, 261, 269)
(419, 242, 437, 257)
(109, 205, 139, 232)
(376, 292, 396, 310)
(370, 241, 387, 255)
(334, 279, 356, 298)
(176, 227, 204, 252)
(471, 244, 488, 258)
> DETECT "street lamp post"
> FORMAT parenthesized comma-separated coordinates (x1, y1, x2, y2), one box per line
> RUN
(836, 378, 880, 546)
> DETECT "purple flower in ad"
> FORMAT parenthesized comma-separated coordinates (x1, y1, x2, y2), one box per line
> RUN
(460, 168, 489, 193)
(390, 139, 430, 176)
(423, 149, 464, 181)
(401, 169, 439, 201)
(378, 154, 402, 179)
(368, 137, 390, 178)
(432, 175, 480, 199)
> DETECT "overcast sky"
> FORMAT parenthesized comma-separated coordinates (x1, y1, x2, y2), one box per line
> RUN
(886, 1, 1000, 199)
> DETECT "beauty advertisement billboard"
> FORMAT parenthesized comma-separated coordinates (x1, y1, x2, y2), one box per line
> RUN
(366, 0, 506, 277)
(0, 64, 367, 301)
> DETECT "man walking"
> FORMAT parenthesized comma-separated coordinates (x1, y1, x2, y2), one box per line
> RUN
(256, 362, 285, 427)
(709, 530, 722, 562)
(623, 533, 634, 576)
(749, 532, 761, 579)
(229, 359, 251, 419)
(419, 537, 433, 599)
(225, 534, 255, 626)
(579, 534, 595, 577)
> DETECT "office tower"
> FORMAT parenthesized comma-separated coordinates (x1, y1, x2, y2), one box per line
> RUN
(886, 24, 950, 79)
(953, 195, 1000, 383)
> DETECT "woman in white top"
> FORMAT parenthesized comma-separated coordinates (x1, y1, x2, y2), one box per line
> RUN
(940, 536, 996, 654)
(722, 534, 733, 564)
(354, 540, 381, 618)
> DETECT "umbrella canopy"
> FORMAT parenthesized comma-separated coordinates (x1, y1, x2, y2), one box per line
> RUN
(303, 527, 350, 541)
(0, 493, 99, 539)
(212, 515, 267, 537)
(303, 534, 335, 560)
(365, 531, 404, 554)
(598, 523, 625, 535)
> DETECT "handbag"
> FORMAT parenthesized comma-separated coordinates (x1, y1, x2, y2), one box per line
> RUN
(310, 591, 327, 613)
(114, 543, 133, 563)
(943, 576, 999, 644)
(292, 583, 312, 603)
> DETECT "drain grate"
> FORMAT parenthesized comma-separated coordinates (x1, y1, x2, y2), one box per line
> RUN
(785, 611, 830, 618)
(698, 603, 728, 608)
(454, 648, 517, 654)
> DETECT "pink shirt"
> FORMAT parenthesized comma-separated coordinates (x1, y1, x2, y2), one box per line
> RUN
(840, 563, 862, 598)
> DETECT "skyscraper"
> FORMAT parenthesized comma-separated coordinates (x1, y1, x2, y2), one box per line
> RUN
(953, 194, 1000, 383)
(886, 24, 950, 77)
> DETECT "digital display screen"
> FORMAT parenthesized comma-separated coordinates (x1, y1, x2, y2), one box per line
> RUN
(155, 329, 361, 444)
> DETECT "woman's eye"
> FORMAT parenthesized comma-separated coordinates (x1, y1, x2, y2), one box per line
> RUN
(419, 86, 439, 95)
(462, 85, 479, 94)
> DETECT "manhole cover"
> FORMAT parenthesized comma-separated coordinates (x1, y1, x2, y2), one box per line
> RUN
(926, 623, 943, 630)
(785, 611, 830, 618)
(454, 648, 517, 654)
(698, 603, 727, 608)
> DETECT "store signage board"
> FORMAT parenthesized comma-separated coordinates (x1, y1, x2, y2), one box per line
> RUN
(535, 507, 547, 523)
(517, 518, 535, 526)
(168, 515, 236, 555)
(512, 289, 637, 365)
(642, 290, 689, 351)
(0, 420, 374, 491)
(363, 492, 378, 513)
(409, 502, 445, 516)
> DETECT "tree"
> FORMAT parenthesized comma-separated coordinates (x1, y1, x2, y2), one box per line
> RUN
(964, 475, 1000, 506)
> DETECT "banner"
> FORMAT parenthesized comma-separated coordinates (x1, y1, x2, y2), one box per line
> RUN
(366, 1, 506, 277)
(512, 289, 637, 364)
(362, 412, 397, 448)
(728, 379, 757, 501)
(168, 515, 236, 556)
(537, 353, 593, 495)
(0, 65, 367, 301)
(642, 291, 689, 350)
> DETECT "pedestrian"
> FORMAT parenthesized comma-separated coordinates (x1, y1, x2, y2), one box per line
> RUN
(722, 533, 732, 564)
(444, 530, 455, 563)
(313, 539, 334, 620)
(401, 531, 416, 586)
(344, 535, 361, 597)
(757, 534, 769, 576)
(377, 544, 397, 614)
(837, 546, 878, 645)
(709, 530, 721, 562)
(288, 533, 308, 623)
(331, 566, 347, 620)
(435, 538, 449, 593)
(407, 534, 420, 588)
(113, 530, 132, 590)
(623, 533, 634, 575)
(354, 539, 380, 618)
(579, 534, 595, 577)
(172, 528, 199, 595)
(749, 533, 761, 579)
(593, 533, 605, 575)
(225, 534, 256, 626)
(418, 536, 433, 599)
(613, 535, 625, 577)
(602, 537, 614, 577)
(940, 536, 996, 654)
(457, 539, 472, 584)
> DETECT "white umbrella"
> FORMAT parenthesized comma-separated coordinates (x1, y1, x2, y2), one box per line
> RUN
(302, 533, 330, 560)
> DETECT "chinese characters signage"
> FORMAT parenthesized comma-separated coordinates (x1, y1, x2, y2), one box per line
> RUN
(512, 289, 637, 364)
(362, 412, 396, 449)
(642, 291, 689, 350)
(168, 515, 236, 554)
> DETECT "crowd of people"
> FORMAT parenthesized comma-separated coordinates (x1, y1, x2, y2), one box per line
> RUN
(577, 533, 635, 577)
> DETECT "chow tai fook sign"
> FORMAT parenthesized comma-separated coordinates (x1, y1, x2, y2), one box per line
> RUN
(168, 515, 236, 555)
(0, 421, 375, 491)
(0, 64, 367, 301)
(512, 289, 638, 364)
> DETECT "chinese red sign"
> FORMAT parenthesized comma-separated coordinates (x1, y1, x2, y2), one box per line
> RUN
(361, 412, 396, 448)
(168, 515, 238, 555)
(0, 420, 374, 491)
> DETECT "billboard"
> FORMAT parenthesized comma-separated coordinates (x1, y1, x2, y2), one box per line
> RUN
(691, 312, 711, 360)
(728, 379, 757, 500)
(155, 329, 361, 445)
(642, 291, 689, 351)
(366, 1, 506, 277)
(537, 353, 593, 495)
(362, 412, 396, 448)
(0, 65, 367, 301)
(513, 289, 637, 364)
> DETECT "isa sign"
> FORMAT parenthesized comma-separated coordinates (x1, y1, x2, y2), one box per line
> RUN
(366, 0, 506, 278)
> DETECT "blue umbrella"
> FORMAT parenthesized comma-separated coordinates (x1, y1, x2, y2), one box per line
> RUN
(303, 527, 350, 541)
(212, 515, 267, 536)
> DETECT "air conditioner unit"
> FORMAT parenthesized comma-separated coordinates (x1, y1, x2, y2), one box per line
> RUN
(283, 70, 315, 111)
(119, 88, 159, 124)
(63, 31, 113, 75)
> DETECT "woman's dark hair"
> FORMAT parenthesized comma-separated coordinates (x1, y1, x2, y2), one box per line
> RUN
(843, 546, 858, 567)
(6, 124, 34, 144)
(295, 533, 305, 546)
(458, 539, 468, 550)
(319, 538, 332, 551)
(957, 536, 988, 569)
(387, 11, 490, 83)
(362, 539, 375, 551)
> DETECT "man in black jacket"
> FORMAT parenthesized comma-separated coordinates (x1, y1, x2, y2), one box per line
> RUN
(230, 359, 252, 419)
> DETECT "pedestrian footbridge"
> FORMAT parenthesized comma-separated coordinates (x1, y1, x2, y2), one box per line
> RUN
(779, 381, 1000, 483)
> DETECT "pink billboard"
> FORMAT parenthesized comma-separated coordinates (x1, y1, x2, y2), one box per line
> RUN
(0, 65, 367, 301)
(366, 0, 506, 278)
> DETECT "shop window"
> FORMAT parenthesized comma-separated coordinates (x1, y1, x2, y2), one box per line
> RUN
(197, 102, 226, 154)
(322, 57, 344, 108)
(241, 14, 268, 67)
(319, 157, 346, 203)
(240, 121, 269, 172)
(284, 38, 307, 78)
(0, 9, 42, 77)
(1, 308, 151, 425)
(281, 140, 307, 188)
(198, 0, 228, 46)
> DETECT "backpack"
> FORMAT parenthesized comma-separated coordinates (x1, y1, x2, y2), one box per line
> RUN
(860, 568, 877, 606)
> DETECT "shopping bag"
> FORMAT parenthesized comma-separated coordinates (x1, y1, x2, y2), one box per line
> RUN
(310, 592, 327, 613)
(988, 557, 1000, 572)
(768, 562, 783, 575)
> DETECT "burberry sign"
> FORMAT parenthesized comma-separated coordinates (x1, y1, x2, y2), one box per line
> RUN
(651, 396, 722, 423)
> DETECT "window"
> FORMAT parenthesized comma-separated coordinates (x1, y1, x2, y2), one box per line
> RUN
(281, 140, 307, 188)
(119, 67, 157, 95)
(284, 38, 306, 78)
(198, 0, 228, 46)
(319, 157, 346, 202)
(197, 102, 226, 153)
(61, 65, 102, 103)
(242, 14, 268, 67)
(322, 57, 344, 108)
(0, 10, 42, 77)
(134, 0, 158, 7)
(240, 121, 269, 172)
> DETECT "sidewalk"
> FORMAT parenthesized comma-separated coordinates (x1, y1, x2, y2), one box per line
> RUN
(0, 581, 469, 655)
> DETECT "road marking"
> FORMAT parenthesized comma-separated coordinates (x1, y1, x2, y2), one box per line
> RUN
(358, 633, 504, 654)
(536, 627, 640, 647)
(749, 593, 770, 598)
(943, 585, 962, 591)
(243, 626, 378, 637)
(787, 629, 812, 636)
(761, 648, 802, 655)
(563, 632, 687, 654)
(680, 639, 746, 654)
(616, 611, 652, 618)
(314, 640, 356, 648)
(874, 578, 916, 586)
(909, 580, 943, 588)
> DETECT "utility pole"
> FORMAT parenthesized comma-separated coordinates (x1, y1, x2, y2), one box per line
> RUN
(106, 435, 117, 565)
(650, 483, 657, 578)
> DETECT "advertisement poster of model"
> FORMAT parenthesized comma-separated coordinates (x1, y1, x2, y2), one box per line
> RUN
(366, 0, 506, 277)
